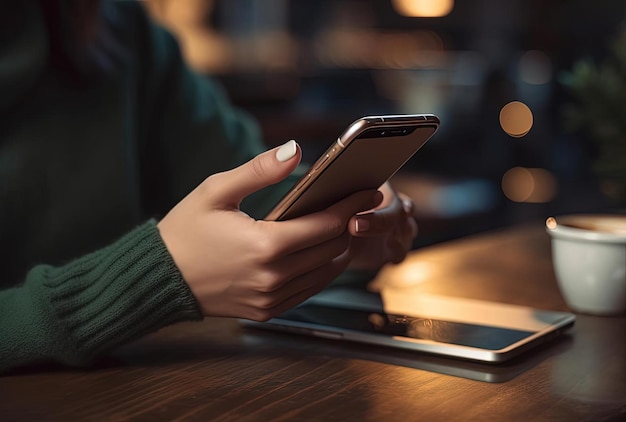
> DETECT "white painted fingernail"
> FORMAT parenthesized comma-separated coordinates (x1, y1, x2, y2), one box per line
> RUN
(276, 139, 297, 162)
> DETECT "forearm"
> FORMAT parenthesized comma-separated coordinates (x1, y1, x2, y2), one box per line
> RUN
(0, 220, 202, 374)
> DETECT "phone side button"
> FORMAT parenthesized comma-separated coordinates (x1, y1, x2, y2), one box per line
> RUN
(311, 329, 343, 340)
(313, 154, 331, 171)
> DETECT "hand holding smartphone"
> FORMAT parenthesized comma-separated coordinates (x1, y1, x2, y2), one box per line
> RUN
(265, 114, 440, 221)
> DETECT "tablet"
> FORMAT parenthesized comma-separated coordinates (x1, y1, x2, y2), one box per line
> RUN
(240, 287, 575, 363)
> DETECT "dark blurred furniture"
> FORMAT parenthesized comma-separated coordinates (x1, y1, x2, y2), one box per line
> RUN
(1, 224, 624, 421)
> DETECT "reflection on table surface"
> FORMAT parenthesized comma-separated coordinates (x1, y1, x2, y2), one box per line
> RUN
(1, 224, 624, 421)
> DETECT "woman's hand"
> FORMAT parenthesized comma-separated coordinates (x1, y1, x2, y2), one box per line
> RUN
(157, 140, 382, 321)
(346, 182, 418, 271)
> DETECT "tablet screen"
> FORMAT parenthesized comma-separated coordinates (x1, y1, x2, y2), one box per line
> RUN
(242, 291, 576, 363)
(279, 304, 535, 351)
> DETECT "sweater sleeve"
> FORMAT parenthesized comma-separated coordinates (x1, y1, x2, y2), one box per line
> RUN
(0, 4, 299, 374)
(0, 220, 202, 374)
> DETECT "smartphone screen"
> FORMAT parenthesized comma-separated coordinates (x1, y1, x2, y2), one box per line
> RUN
(265, 114, 439, 221)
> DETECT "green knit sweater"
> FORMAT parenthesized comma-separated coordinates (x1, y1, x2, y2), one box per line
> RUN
(0, 1, 296, 372)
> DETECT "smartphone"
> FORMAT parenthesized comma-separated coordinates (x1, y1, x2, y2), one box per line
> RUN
(241, 287, 576, 363)
(265, 114, 440, 221)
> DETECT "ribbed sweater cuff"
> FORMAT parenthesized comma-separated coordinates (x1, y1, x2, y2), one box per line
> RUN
(36, 220, 202, 365)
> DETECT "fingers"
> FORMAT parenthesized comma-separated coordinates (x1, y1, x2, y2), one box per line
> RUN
(243, 250, 352, 321)
(349, 191, 417, 238)
(400, 193, 419, 240)
(388, 193, 418, 263)
(266, 231, 351, 290)
(204, 140, 302, 209)
(351, 208, 396, 237)
(262, 189, 383, 256)
(344, 189, 419, 270)
(349, 192, 402, 237)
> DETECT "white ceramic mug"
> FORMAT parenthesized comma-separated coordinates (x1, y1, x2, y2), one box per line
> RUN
(546, 214, 626, 316)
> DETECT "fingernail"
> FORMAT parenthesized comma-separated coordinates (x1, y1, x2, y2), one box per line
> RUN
(355, 217, 370, 233)
(402, 198, 414, 214)
(276, 139, 298, 162)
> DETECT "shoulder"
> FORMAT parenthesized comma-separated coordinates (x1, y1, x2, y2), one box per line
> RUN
(102, 0, 182, 72)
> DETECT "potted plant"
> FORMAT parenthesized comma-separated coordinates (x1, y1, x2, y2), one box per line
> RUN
(561, 30, 626, 206)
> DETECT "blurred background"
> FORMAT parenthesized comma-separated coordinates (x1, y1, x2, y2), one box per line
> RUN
(144, 0, 626, 247)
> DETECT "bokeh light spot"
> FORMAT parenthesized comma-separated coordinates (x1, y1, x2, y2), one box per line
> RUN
(502, 167, 557, 203)
(499, 101, 533, 138)
(392, 0, 454, 17)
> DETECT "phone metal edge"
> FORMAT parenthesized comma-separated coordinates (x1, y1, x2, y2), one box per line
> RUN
(265, 114, 440, 221)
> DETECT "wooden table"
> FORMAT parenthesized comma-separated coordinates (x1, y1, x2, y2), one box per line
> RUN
(1, 224, 625, 421)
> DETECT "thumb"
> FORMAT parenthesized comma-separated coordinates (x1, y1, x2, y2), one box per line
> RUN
(208, 140, 301, 208)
